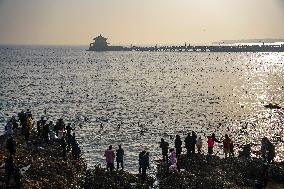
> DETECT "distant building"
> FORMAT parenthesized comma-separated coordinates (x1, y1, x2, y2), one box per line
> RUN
(88, 35, 127, 51)
(89, 34, 109, 51)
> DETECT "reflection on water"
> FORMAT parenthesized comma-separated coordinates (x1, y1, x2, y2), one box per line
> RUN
(0, 46, 283, 172)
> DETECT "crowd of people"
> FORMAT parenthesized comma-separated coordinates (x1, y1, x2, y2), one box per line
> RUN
(2, 109, 277, 187)
(2, 109, 82, 188)
(164, 132, 274, 173)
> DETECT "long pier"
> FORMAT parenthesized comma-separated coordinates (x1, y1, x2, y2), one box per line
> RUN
(128, 44, 284, 52)
(88, 35, 284, 52)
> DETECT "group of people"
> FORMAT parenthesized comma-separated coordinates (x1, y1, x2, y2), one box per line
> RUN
(159, 132, 276, 172)
(2, 109, 82, 187)
(161, 132, 234, 160)
(103, 144, 151, 183)
(104, 145, 125, 172)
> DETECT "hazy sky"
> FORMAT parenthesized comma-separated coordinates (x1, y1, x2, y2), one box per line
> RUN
(0, 0, 284, 45)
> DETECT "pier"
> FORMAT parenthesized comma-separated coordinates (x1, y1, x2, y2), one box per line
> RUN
(89, 35, 284, 52)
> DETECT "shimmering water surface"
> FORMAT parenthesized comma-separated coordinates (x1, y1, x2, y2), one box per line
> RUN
(0, 46, 284, 172)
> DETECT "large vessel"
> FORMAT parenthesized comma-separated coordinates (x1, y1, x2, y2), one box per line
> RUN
(88, 35, 284, 52)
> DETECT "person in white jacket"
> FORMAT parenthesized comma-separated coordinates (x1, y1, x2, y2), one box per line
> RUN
(196, 136, 203, 154)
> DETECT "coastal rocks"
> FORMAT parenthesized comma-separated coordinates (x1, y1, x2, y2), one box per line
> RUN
(157, 154, 284, 189)
(0, 129, 87, 189)
(84, 166, 155, 189)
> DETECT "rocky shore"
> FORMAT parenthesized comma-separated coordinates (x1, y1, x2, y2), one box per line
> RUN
(1, 128, 284, 189)
(0, 128, 154, 189)
(157, 154, 284, 189)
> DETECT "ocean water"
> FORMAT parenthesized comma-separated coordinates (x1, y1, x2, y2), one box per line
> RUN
(0, 46, 284, 172)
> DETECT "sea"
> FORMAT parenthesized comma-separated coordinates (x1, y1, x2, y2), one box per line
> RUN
(0, 45, 284, 173)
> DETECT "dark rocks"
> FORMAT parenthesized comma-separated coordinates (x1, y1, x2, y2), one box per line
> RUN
(157, 154, 284, 189)
(84, 166, 154, 189)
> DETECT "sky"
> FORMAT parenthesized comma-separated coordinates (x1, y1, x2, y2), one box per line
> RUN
(0, 0, 284, 45)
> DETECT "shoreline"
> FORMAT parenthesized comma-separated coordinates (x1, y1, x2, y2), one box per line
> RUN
(0, 127, 155, 188)
(1, 123, 284, 188)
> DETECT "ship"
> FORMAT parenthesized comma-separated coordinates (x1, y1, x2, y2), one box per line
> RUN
(88, 35, 284, 52)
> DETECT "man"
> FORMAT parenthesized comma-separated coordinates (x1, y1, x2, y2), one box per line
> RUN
(140, 152, 150, 183)
(159, 138, 169, 162)
(116, 145, 124, 171)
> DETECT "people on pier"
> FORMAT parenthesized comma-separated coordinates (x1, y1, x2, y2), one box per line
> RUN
(159, 138, 169, 163)
(104, 145, 115, 172)
(116, 145, 124, 171)
(174, 134, 182, 159)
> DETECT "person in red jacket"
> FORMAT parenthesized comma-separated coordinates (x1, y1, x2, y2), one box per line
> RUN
(207, 133, 220, 155)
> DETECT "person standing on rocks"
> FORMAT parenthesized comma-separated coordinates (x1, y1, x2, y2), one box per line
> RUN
(42, 120, 50, 143)
(6, 136, 16, 155)
(223, 134, 231, 158)
(139, 150, 146, 174)
(185, 133, 192, 157)
(25, 114, 33, 141)
(116, 145, 124, 171)
(207, 133, 220, 155)
(61, 137, 67, 160)
(140, 152, 150, 183)
(229, 139, 234, 157)
(5, 120, 14, 138)
(190, 131, 197, 154)
(4, 155, 15, 187)
(18, 110, 26, 134)
(196, 136, 203, 154)
(174, 135, 182, 159)
(159, 138, 169, 162)
(104, 145, 115, 172)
